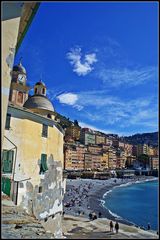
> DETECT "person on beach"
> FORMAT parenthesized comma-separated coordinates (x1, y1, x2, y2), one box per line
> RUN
(110, 221, 113, 232)
(89, 212, 93, 220)
(115, 221, 119, 234)
(147, 223, 151, 230)
(98, 212, 102, 218)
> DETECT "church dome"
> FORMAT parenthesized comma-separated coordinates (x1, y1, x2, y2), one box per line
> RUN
(13, 62, 26, 74)
(23, 95, 54, 114)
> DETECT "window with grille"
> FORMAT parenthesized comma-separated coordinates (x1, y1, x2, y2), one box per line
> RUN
(42, 124, 48, 138)
(5, 114, 11, 130)
(2, 150, 14, 173)
(39, 154, 48, 174)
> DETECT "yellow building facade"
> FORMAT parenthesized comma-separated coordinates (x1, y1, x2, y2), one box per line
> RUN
(2, 62, 65, 237)
(2, 2, 40, 145)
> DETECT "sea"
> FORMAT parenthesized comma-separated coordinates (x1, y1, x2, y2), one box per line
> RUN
(102, 179, 158, 231)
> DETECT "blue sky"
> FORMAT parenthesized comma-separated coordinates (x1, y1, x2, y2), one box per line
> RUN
(15, 1, 158, 136)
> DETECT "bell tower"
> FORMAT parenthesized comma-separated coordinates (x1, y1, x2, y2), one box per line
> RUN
(34, 80, 46, 96)
(9, 60, 31, 107)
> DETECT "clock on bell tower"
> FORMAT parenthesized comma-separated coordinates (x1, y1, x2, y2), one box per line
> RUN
(9, 60, 31, 107)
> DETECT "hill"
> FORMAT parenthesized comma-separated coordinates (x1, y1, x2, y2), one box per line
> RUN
(120, 132, 158, 146)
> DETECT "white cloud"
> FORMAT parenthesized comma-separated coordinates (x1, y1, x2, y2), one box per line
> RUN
(73, 104, 84, 111)
(85, 53, 97, 64)
(56, 93, 78, 105)
(66, 47, 97, 76)
(96, 66, 157, 87)
(57, 90, 158, 130)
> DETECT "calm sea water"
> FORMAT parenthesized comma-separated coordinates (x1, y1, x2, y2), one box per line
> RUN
(103, 179, 158, 230)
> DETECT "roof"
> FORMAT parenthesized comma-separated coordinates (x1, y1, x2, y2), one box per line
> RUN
(23, 94, 54, 113)
(35, 81, 46, 87)
(16, 2, 41, 52)
(8, 103, 64, 135)
(12, 62, 26, 74)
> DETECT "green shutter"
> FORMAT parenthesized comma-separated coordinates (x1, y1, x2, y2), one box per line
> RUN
(40, 154, 48, 174)
(5, 114, 11, 130)
(2, 150, 14, 173)
(2, 177, 11, 196)
(2, 150, 8, 172)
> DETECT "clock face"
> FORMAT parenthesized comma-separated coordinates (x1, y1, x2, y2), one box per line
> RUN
(18, 74, 25, 83)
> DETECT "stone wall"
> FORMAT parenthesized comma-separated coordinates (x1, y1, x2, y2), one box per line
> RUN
(20, 160, 65, 238)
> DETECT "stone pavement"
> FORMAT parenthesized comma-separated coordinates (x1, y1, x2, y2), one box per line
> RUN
(2, 195, 158, 239)
(62, 215, 159, 239)
(2, 197, 54, 239)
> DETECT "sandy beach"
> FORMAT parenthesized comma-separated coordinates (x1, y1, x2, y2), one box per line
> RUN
(63, 176, 157, 227)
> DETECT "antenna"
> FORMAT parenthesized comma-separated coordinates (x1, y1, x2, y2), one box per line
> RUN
(40, 73, 43, 82)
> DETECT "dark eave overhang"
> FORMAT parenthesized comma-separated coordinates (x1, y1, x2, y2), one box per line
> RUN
(16, 2, 41, 53)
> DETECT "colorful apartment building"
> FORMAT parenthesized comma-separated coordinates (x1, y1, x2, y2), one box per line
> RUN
(126, 155, 136, 167)
(105, 137, 113, 146)
(137, 144, 149, 156)
(65, 124, 81, 141)
(108, 148, 117, 169)
(87, 145, 102, 154)
(84, 152, 92, 169)
(95, 134, 106, 144)
(124, 143, 133, 156)
(149, 156, 159, 170)
(64, 144, 86, 170)
(80, 128, 96, 145)
(100, 152, 109, 169)
(91, 154, 102, 169)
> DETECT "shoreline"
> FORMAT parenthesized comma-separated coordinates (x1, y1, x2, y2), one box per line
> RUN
(89, 176, 158, 228)
(64, 176, 158, 230)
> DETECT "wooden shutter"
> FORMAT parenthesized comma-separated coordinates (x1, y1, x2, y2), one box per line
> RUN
(40, 154, 48, 174)
(2, 150, 14, 173)
(5, 114, 11, 130)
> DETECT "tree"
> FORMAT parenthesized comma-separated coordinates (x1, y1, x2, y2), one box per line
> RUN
(138, 154, 150, 166)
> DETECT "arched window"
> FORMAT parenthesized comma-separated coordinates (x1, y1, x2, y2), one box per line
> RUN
(42, 88, 45, 94)
(47, 114, 51, 119)
(17, 91, 23, 103)
(35, 88, 37, 94)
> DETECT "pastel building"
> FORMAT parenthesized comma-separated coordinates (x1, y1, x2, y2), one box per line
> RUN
(95, 134, 106, 145)
(80, 128, 96, 145)
(2, 62, 65, 237)
(64, 144, 86, 170)
(65, 124, 81, 141)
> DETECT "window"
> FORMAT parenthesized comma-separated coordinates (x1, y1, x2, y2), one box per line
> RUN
(17, 91, 23, 103)
(39, 186, 42, 193)
(42, 88, 45, 94)
(19, 182, 24, 188)
(39, 154, 48, 174)
(2, 150, 14, 173)
(42, 124, 48, 138)
(35, 88, 37, 94)
(5, 114, 11, 130)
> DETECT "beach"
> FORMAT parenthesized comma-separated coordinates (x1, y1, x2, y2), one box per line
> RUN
(63, 176, 157, 227)
(2, 176, 158, 239)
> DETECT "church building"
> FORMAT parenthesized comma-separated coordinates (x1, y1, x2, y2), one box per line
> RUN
(2, 61, 65, 237)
